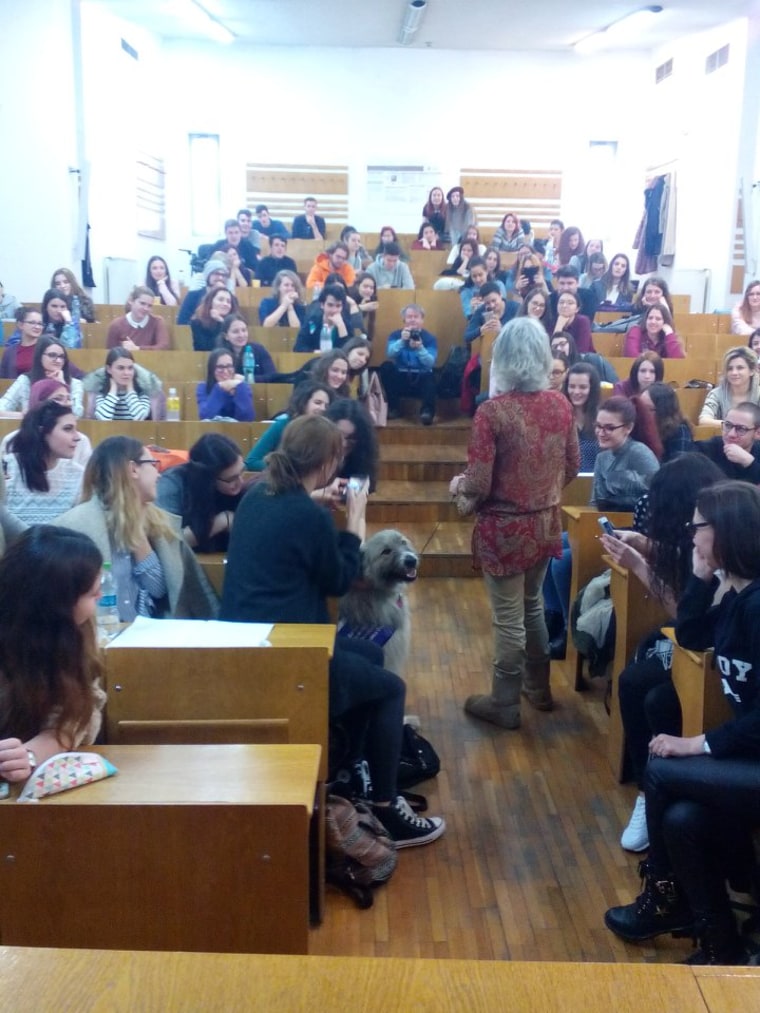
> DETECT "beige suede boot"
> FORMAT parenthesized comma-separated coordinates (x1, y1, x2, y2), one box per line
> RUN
(521, 657, 553, 712)
(464, 673, 521, 729)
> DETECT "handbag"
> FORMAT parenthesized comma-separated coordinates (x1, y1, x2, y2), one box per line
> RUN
(397, 723, 441, 789)
(366, 370, 388, 427)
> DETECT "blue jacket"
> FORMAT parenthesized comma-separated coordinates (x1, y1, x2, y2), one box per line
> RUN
(386, 328, 437, 372)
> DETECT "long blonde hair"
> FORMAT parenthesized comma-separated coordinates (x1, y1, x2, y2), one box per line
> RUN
(82, 436, 174, 551)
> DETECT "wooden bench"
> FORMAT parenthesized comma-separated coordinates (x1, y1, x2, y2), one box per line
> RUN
(561, 507, 633, 689)
(604, 556, 670, 781)
(0, 744, 320, 954)
(663, 629, 733, 735)
(1, 947, 746, 1009)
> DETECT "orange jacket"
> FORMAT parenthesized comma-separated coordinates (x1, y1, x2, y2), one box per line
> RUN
(306, 253, 355, 289)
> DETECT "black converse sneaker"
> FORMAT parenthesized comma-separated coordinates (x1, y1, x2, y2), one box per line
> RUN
(373, 796, 446, 849)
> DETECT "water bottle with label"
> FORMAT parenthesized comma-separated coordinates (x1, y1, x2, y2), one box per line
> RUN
(166, 387, 181, 421)
(243, 345, 256, 384)
(319, 325, 333, 352)
(97, 562, 119, 643)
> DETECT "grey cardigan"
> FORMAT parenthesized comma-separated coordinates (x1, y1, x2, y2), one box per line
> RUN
(55, 497, 219, 619)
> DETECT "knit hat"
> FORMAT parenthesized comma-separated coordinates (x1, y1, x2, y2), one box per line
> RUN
(203, 259, 230, 284)
(447, 186, 464, 200)
(29, 378, 68, 410)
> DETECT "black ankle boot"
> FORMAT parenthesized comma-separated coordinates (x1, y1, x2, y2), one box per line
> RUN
(544, 610, 564, 641)
(683, 911, 745, 965)
(604, 860, 696, 943)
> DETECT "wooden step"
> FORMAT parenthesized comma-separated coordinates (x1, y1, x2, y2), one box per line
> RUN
(364, 519, 478, 578)
(376, 418, 471, 446)
(369, 480, 461, 523)
(379, 443, 467, 482)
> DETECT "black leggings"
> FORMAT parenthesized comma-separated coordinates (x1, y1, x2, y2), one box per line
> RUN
(329, 640, 405, 803)
(645, 755, 760, 919)
(618, 647, 682, 787)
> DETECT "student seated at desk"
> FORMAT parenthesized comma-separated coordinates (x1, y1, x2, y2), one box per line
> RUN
(85, 347, 162, 422)
(0, 337, 85, 417)
(196, 348, 255, 423)
(258, 270, 307, 329)
(106, 286, 170, 351)
(56, 437, 218, 620)
(694, 402, 760, 481)
(216, 312, 277, 384)
(544, 397, 659, 658)
(698, 347, 760, 427)
(244, 380, 334, 472)
(0, 378, 92, 467)
(605, 481, 760, 966)
(599, 455, 724, 853)
(157, 433, 248, 552)
(3, 402, 84, 525)
(0, 526, 106, 783)
(635, 382, 693, 464)
(221, 415, 446, 848)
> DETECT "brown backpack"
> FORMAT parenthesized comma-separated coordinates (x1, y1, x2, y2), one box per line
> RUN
(324, 794, 398, 908)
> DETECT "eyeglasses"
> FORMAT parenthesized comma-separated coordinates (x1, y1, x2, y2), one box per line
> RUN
(134, 458, 160, 468)
(43, 351, 66, 360)
(25, 320, 43, 327)
(685, 521, 712, 536)
(722, 421, 756, 436)
(594, 423, 626, 434)
(215, 363, 235, 372)
(550, 368, 567, 377)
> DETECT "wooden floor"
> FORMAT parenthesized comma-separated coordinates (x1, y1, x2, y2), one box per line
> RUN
(311, 576, 692, 964)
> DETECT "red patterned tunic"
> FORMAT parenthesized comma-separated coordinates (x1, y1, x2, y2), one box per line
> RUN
(459, 390, 579, 576)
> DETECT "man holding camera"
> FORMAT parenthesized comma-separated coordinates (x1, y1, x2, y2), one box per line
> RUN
(379, 304, 438, 425)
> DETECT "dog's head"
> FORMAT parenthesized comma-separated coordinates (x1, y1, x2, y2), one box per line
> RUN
(361, 529, 419, 588)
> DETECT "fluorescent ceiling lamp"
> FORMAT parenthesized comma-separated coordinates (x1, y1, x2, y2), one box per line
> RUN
(398, 0, 428, 46)
(171, 0, 236, 44)
(574, 5, 663, 54)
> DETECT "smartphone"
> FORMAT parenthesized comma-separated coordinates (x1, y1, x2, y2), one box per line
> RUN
(597, 516, 616, 537)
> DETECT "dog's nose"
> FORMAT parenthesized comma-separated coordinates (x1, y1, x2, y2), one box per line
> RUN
(402, 554, 418, 567)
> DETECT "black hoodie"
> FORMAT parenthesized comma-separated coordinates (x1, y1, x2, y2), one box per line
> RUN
(676, 574, 760, 757)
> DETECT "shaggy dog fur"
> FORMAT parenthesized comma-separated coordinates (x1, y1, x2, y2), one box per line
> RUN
(337, 529, 418, 677)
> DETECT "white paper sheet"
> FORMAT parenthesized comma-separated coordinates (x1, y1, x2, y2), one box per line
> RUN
(106, 616, 274, 649)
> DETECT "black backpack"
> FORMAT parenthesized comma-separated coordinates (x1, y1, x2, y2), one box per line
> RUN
(436, 346, 469, 399)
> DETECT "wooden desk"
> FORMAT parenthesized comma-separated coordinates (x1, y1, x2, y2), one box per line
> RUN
(104, 625, 334, 780)
(0, 744, 320, 955)
(605, 557, 669, 781)
(663, 629, 733, 735)
(562, 507, 633, 688)
(1, 948, 755, 1011)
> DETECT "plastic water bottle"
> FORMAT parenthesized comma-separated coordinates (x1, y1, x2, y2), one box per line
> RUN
(243, 345, 256, 384)
(97, 562, 119, 643)
(319, 325, 333, 352)
(166, 387, 181, 421)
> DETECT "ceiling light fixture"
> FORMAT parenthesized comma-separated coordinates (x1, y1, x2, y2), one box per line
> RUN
(574, 5, 663, 54)
(184, 0, 236, 44)
(398, 0, 428, 46)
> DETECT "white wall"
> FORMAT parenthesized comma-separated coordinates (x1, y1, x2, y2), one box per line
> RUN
(646, 19, 750, 309)
(160, 42, 649, 263)
(2, 1, 758, 309)
(0, 0, 79, 298)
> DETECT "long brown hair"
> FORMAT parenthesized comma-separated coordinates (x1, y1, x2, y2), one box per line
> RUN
(266, 415, 343, 494)
(0, 526, 104, 745)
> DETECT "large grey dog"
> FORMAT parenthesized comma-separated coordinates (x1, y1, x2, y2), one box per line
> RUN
(337, 529, 418, 677)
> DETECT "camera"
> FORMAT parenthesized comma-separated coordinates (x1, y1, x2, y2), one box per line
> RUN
(522, 266, 538, 284)
(408, 329, 422, 341)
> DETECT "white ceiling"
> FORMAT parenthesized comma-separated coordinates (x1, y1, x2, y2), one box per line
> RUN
(92, 0, 755, 52)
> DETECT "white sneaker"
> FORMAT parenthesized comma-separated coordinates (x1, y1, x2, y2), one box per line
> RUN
(621, 794, 649, 852)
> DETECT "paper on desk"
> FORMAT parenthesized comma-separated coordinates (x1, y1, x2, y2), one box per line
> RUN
(107, 615, 274, 649)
